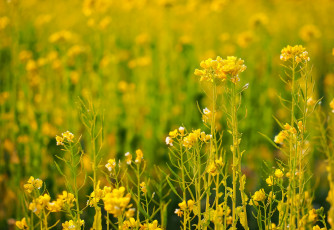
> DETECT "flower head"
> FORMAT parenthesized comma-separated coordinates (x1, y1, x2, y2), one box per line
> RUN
(135, 149, 144, 164)
(280, 45, 310, 63)
(16, 218, 28, 230)
(105, 158, 116, 172)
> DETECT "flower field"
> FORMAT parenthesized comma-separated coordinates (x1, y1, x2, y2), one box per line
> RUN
(1, 0, 334, 229)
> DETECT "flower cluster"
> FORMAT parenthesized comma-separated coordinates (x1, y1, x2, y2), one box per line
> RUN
(55, 131, 75, 146)
(280, 45, 310, 63)
(250, 189, 266, 206)
(274, 123, 301, 144)
(102, 187, 132, 217)
(166, 127, 212, 149)
(105, 158, 116, 172)
(175, 199, 194, 217)
(15, 218, 28, 230)
(23, 176, 43, 193)
(194, 56, 246, 83)
(29, 194, 51, 215)
(139, 220, 162, 230)
(62, 219, 84, 230)
(48, 191, 76, 212)
(88, 184, 111, 207)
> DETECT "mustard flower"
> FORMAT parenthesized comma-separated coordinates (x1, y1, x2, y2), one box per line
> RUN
(308, 209, 318, 222)
(102, 187, 131, 217)
(62, 219, 84, 230)
(16, 218, 28, 230)
(140, 182, 147, 194)
(165, 136, 173, 146)
(105, 158, 116, 172)
(178, 126, 185, 136)
(174, 209, 183, 217)
(24, 176, 43, 193)
(266, 176, 274, 186)
(187, 199, 194, 211)
(125, 152, 132, 165)
(252, 189, 266, 203)
(135, 149, 144, 164)
(330, 98, 334, 113)
(274, 169, 284, 178)
(178, 201, 187, 210)
(280, 45, 310, 63)
(207, 162, 218, 176)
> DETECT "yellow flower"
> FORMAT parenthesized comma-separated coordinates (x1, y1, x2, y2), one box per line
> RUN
(62, 219, 84, 230)
(62, 131, 74, 142)
(330, 99, 334, 113)
(105, 158, 116, 172)
(168, 129, 178, 138)
(274, 130, 289, 144)
(308, 209, 317, 222)
(103, 187, 131, 217)
(135, 149, 144, 164)
(140, 182, 147, 194)
(187, 199, 194, 211)
(125, 208, 136, 218)
(174, 209, 183, 217)
(56, 135, 64, 145)
(165, 136, 173, 146)
(207, 162, 218, 176)
(313, 225, 326, 230)
(178, 201, 187, 210)
(280, 45, 310, 63)
(125, 152, 132, 165)
(274, 169, 284, 178)
(194, 56, 246, 83)
(252, 189, 266, 202)
(16, 217, 28, 230)
(266, 176, 274, 186)
(24, 176, 43, 193)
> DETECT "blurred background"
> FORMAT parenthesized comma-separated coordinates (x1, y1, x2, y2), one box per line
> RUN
(0, 0, 334, 229)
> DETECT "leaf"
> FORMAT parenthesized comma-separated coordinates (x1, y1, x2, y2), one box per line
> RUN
(258, 132, 280, 149)
(166, 175, 182, 199)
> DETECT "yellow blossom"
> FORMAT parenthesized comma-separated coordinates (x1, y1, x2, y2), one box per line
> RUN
(280, 45, 310, 63)
(174, 209, 183, 217)
(24, 176, 43, 193)
(187, 200, 194, 211)
(125, 152, 132, 165)
(178, 200, 187, 210)
(103, 187, 131, 217)
(274, 169, 284, 178)
(308, 209, 317, 222)
(16, 217, 28, 230)
(62, 219, 84, 230)
(252, 189, 266, 202)
(266, 176, 274, 186)
(140, 182, 147, 194)
(207, 162, 218, 176)
(105, 158, 116, 172)
(330, 99, 334, 113)
(135, 149, 144, 164)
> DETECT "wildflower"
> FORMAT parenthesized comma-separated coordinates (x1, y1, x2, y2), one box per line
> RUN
(271, 223, 277, 230)
(125, 208, 136, 218)
(207, 162, 218, 176)
(178, 200, 187, 210)
(274, 130, 289, 144)
(252, 189, 266, 203)
(330, 99, 334, 113)
(29, 194, 51, 215)
(266, 176, 274, 186)
(62, 131, 74, 142)
(135, 149, 144, 164)
(125, 152, 132, 165)
(284, 123, 297, 134)
(56, 135, 64, 145)
(165, 136, 173, 146)
(58, 191, 76, 208)
(178, 126, 185, 135)
(105, 158, 116, 172)
(215, 156, 224, 166)
(147, 220, 162, 230)
(187, 200, 194, 211)
(308, 209, 317, 222)
(313, 225, 326, 230)
(103, 187, 131, 217)
(140, 182, 147, 194)
(16, 218, 28, 230)
(47, 200, 62, 212)
(24, 176, 43, 193)
(194, 56, 246, 83)
(174, 209, 183, 217)
(274, 169, 284, 178)
(280, 45, 310, 63)
(169, 129, 178, 138)
(62, 219, 84, 230)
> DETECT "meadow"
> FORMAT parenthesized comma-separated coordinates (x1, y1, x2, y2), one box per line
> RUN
(1, 0, 334, 229)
